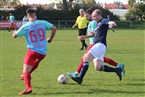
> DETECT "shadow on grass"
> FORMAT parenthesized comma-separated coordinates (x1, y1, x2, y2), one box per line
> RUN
(31, 89, 145, 96)
(32, 87, 145, 96)
(32, 79, 145, 96)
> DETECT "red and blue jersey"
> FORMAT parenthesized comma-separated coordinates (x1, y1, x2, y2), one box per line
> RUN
(16, 20, 53, 55)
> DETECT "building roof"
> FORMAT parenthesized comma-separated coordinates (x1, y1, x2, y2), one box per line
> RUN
(103, 3, 129, 9)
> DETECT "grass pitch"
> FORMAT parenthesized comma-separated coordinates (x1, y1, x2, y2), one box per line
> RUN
(0, 29, 145, 97)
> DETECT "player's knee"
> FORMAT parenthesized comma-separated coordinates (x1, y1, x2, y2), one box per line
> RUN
(23, 64, 33, 72)
(83, 56, 88, 62)
(94, 65, 100, 71)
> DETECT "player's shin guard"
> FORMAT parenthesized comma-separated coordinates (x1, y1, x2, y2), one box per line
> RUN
(24, 71, 31, 89)
(79, 62, 89, 80)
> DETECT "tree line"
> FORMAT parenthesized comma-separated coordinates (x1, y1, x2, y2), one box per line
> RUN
(0, 5, 119, 21)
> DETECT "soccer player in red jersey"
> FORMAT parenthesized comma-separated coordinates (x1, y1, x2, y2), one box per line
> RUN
(12, 8, 57, 94)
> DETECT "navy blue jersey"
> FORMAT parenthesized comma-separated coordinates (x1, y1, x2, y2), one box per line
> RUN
(94, 18, 109, 46)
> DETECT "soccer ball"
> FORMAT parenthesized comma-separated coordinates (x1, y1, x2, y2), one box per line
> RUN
(57, 74, 68, 84)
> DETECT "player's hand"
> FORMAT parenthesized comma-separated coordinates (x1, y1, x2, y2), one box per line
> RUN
(47, 38, 52, 43)
(108, 21, 117, 27)
(78, 36, 84, 40)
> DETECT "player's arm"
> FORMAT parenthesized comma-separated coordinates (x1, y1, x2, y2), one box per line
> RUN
(78, 32, 95, 40)
(47, 26, 57, 43)
(108, 21, 117, 27)
(108, 21, 117, 32)
(12, 26, 25, 38)
(72, 17, 78, 28)
(79, 21, 96, 40)
(72, 23, 77, 28)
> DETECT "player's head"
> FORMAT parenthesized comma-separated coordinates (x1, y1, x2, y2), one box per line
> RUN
(26, 8, 36, 20)
(79, 8, 84, 16)
(92, 9, 102, 22)
(10, 13, 12, 16)
(85, 8, 93, 21)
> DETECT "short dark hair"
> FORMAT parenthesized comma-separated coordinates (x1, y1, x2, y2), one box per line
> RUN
(85, 7, 97, 14)
(26, 8, 36, 15)
(85, 9, 92, 14)
(95, 9, 102, 16)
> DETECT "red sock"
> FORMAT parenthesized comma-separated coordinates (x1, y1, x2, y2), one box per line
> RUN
(104, 57, 118, 67)
(76, 57, 84, 73)
(23, 71, 31, 89)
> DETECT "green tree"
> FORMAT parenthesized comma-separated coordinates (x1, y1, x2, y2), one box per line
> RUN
(0, 0, 20, 7)
(126, 2, 145, 21)
(11, 0, 20, 4)
(62, 0, 67, 10)
(128, 0, 136, 7)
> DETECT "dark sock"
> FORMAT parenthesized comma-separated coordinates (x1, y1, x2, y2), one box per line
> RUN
(82, 40, 88, 48)
(100, 65, 118, 72)
(83, 40, 88, 48)
(80, 40, 84, 49)
(79, 62, 89, 80)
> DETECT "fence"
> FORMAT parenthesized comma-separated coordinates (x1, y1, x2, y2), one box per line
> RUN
(0, 20, 22, 29)
(0, 20, 144, 29)
(49, 20, 144, 29)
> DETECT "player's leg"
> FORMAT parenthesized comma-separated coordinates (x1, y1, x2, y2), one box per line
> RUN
(82, 27, 88, 49)
(93, 59, 122, 81)
(19, 64, 33, 95)
(76, 44, 94, 73)
(92, 44, 122, 81)
(104, 57, 118, 67)
(67, 44, 94, 77)
(94, 43, 122, 81)
(30, 54, 45, 73)
(79, 29, 86, 50)
(12, 22, 15, 30)
(71, 51, 94, 84)
(104, 57, 125, 76)
(67, 57, 83, 77)
(20, 51, 45, 79)
(19, 49, 35, 95)
(9, 23, 12, 32)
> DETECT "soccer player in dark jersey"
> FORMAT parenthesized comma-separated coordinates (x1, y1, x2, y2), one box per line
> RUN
(67, 9, 125, 78)
(71, 9, 122, 84)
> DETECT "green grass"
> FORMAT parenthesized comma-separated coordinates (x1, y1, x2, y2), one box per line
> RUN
(0, 29, 145, 97)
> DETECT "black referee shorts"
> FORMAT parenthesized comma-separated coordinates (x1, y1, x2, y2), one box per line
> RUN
(78, 27, 87, 36)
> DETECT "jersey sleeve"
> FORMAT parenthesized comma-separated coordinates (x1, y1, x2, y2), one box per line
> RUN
(91, 21, 97, 32)
(44, 21, 53, 30)
(102, 19, 109, 25)
(76, 16, 79, 24)
(16, 26, 26, 37)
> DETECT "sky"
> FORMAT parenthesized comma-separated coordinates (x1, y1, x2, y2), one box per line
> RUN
(20, 0, 128, 4)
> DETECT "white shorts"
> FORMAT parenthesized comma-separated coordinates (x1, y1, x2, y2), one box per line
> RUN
(88, 43, 106, 61)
